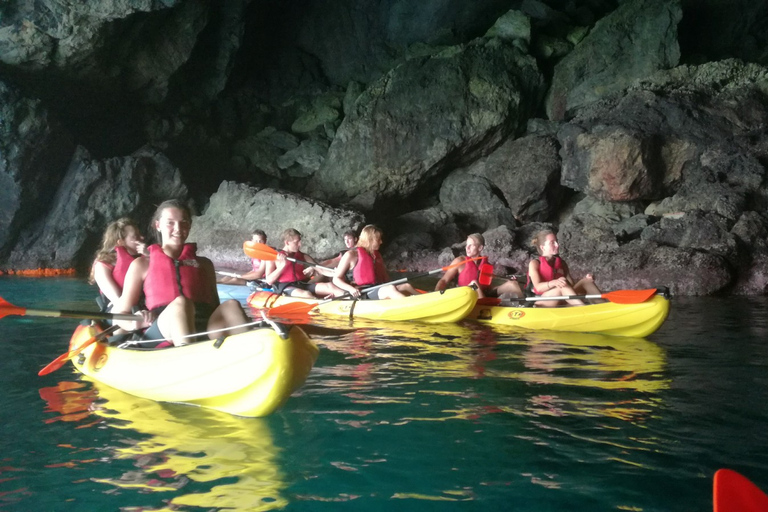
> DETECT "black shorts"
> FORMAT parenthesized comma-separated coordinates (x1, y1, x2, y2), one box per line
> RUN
(273, 281, 317, 296)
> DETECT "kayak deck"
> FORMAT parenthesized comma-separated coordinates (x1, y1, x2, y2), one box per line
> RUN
(466, 294, 670, 337)
(70, 324, 319, 417)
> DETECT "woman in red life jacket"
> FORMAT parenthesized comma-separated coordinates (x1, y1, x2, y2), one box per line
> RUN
(113, 199, 250, 347)
(526, 229, 601, 307)
(89, 217, 148, 308)
(264, 228, 345, 298)
(434, 233, 523, 299)
(332, 224, 417, 300)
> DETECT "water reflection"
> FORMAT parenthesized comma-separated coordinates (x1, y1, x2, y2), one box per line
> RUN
(39, 381, 286, 511)
(310, 321, 669, 424)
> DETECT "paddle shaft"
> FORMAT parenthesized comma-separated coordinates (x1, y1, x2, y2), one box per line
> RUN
(20, 307, 138, 322)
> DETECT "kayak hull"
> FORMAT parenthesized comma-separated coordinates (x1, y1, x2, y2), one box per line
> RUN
(466, 294, 670, 337)
(70, 325, 319, 417)
(247, 286, 478, 323)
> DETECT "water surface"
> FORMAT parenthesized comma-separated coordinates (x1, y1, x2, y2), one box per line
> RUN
(1, 277, 767, 511)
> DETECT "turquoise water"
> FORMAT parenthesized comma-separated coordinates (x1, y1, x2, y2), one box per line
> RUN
(1, 276, 767, 511)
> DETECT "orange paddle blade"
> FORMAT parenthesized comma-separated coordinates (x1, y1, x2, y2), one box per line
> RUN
(479, 263, 494, 287)
(601, 289, 657, 304)
(243, 241, 278, 261)
(714, 469, 768, 512)
(0, 296, 27, 319)
(38, 336, 98, 376)
(265, 301, 318, 320)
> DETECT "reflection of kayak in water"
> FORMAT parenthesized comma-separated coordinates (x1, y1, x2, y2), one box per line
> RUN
(515, 330, 668, 393)
(89, 384, 287, 510)
(69, 322, 318, 417)
(467, 294, 670, 337)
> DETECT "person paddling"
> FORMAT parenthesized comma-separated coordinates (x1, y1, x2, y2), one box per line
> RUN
(435, 233, 523, 299)
(526, 229, 601, 307)
(218, 229, 275, 287)
(264, 228, 345, 298)
(113, 199, 250, 347)
(332, 224, 417, 299)
(89, 217, 148, 310)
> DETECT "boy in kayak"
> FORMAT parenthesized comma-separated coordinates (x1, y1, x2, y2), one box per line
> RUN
(332, 224, 417, 299)
(114, 199, 250, 346)
(526, 229, 601, 307)
(435, 233, 523, 299)
(218, 229, 275, 288)
(264, 228, 345, 298)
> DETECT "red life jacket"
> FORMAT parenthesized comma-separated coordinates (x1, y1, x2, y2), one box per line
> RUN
(144, 244, 212, 310)
(353, 247, 388, 286)
(457, 256, 488, 287)
(113, 246, 138, 289)
(277, 251, 308, 283)
(526, 256, 564, 295)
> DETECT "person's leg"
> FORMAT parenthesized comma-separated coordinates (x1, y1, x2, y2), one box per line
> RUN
(395, 283, 417, 296)
(536, 286, 584, 307)
(156, 296, 196, 346)
(207, 299, 250, 338)
(495, 279, 524, 299)
(573, 278, 602, 303)
(376, 284, 406, 299)
(313, 282, 347, 298)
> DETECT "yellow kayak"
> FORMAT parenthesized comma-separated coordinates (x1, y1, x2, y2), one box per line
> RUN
(466, 294, 670, 337)
(69, 323, 319, 417)
(247, 286, 478, 323)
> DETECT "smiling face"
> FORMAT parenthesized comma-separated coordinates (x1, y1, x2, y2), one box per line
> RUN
(540, 233, 559, 257)
(155, 207, 191, 246)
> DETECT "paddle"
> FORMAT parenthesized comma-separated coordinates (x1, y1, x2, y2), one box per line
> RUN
(38, 324, 119, 376)
(0, 296, 140, 322)
(714, 468, 768, 512)
(243, 241, 335, 273)
(476, 288, 659, 305)
(266, 257, 484, 320)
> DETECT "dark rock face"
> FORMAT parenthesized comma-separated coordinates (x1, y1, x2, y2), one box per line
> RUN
(0, 80, 73, 257)
(308, 39, 545, 209)
(6, 145, 187, 271)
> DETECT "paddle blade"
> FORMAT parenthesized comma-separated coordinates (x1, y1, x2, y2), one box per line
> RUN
(264, 301, 318, 320)
(714, 469, 768, 512)
(0, 296, 27, 319)
(38, 325, 100, 376)
(243, 241, 278, 261)
(602, 288, 657, 304)
(479, 263, 494, 287)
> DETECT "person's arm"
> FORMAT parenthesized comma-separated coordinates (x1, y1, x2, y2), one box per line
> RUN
(112, 257, 150, 331)
(435, 257, 462, 292)
(528, 259, 548, 293)
(332, 251, 359, 297)
(200, 257, 221, 307)
(93, 261, 121, 304)
(264, 253, 286, 285)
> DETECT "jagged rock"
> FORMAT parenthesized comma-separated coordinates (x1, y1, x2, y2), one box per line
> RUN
(390, 207, 463, 249)
(640, 210, 739, 263)
(0, 81, 73, 257)
(482, 134, 563, 222)
(439, 169, 515, 231)
(546, 0, 682, 120)
(188, 181, 365, 270)
(308, 38, 545, 209)
(5, 145, 187, 270)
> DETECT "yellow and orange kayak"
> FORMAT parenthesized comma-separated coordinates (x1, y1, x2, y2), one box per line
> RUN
(69, 323, 318, 417)
(466, 294, 670, 337)
(247, 286, 478, 324)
